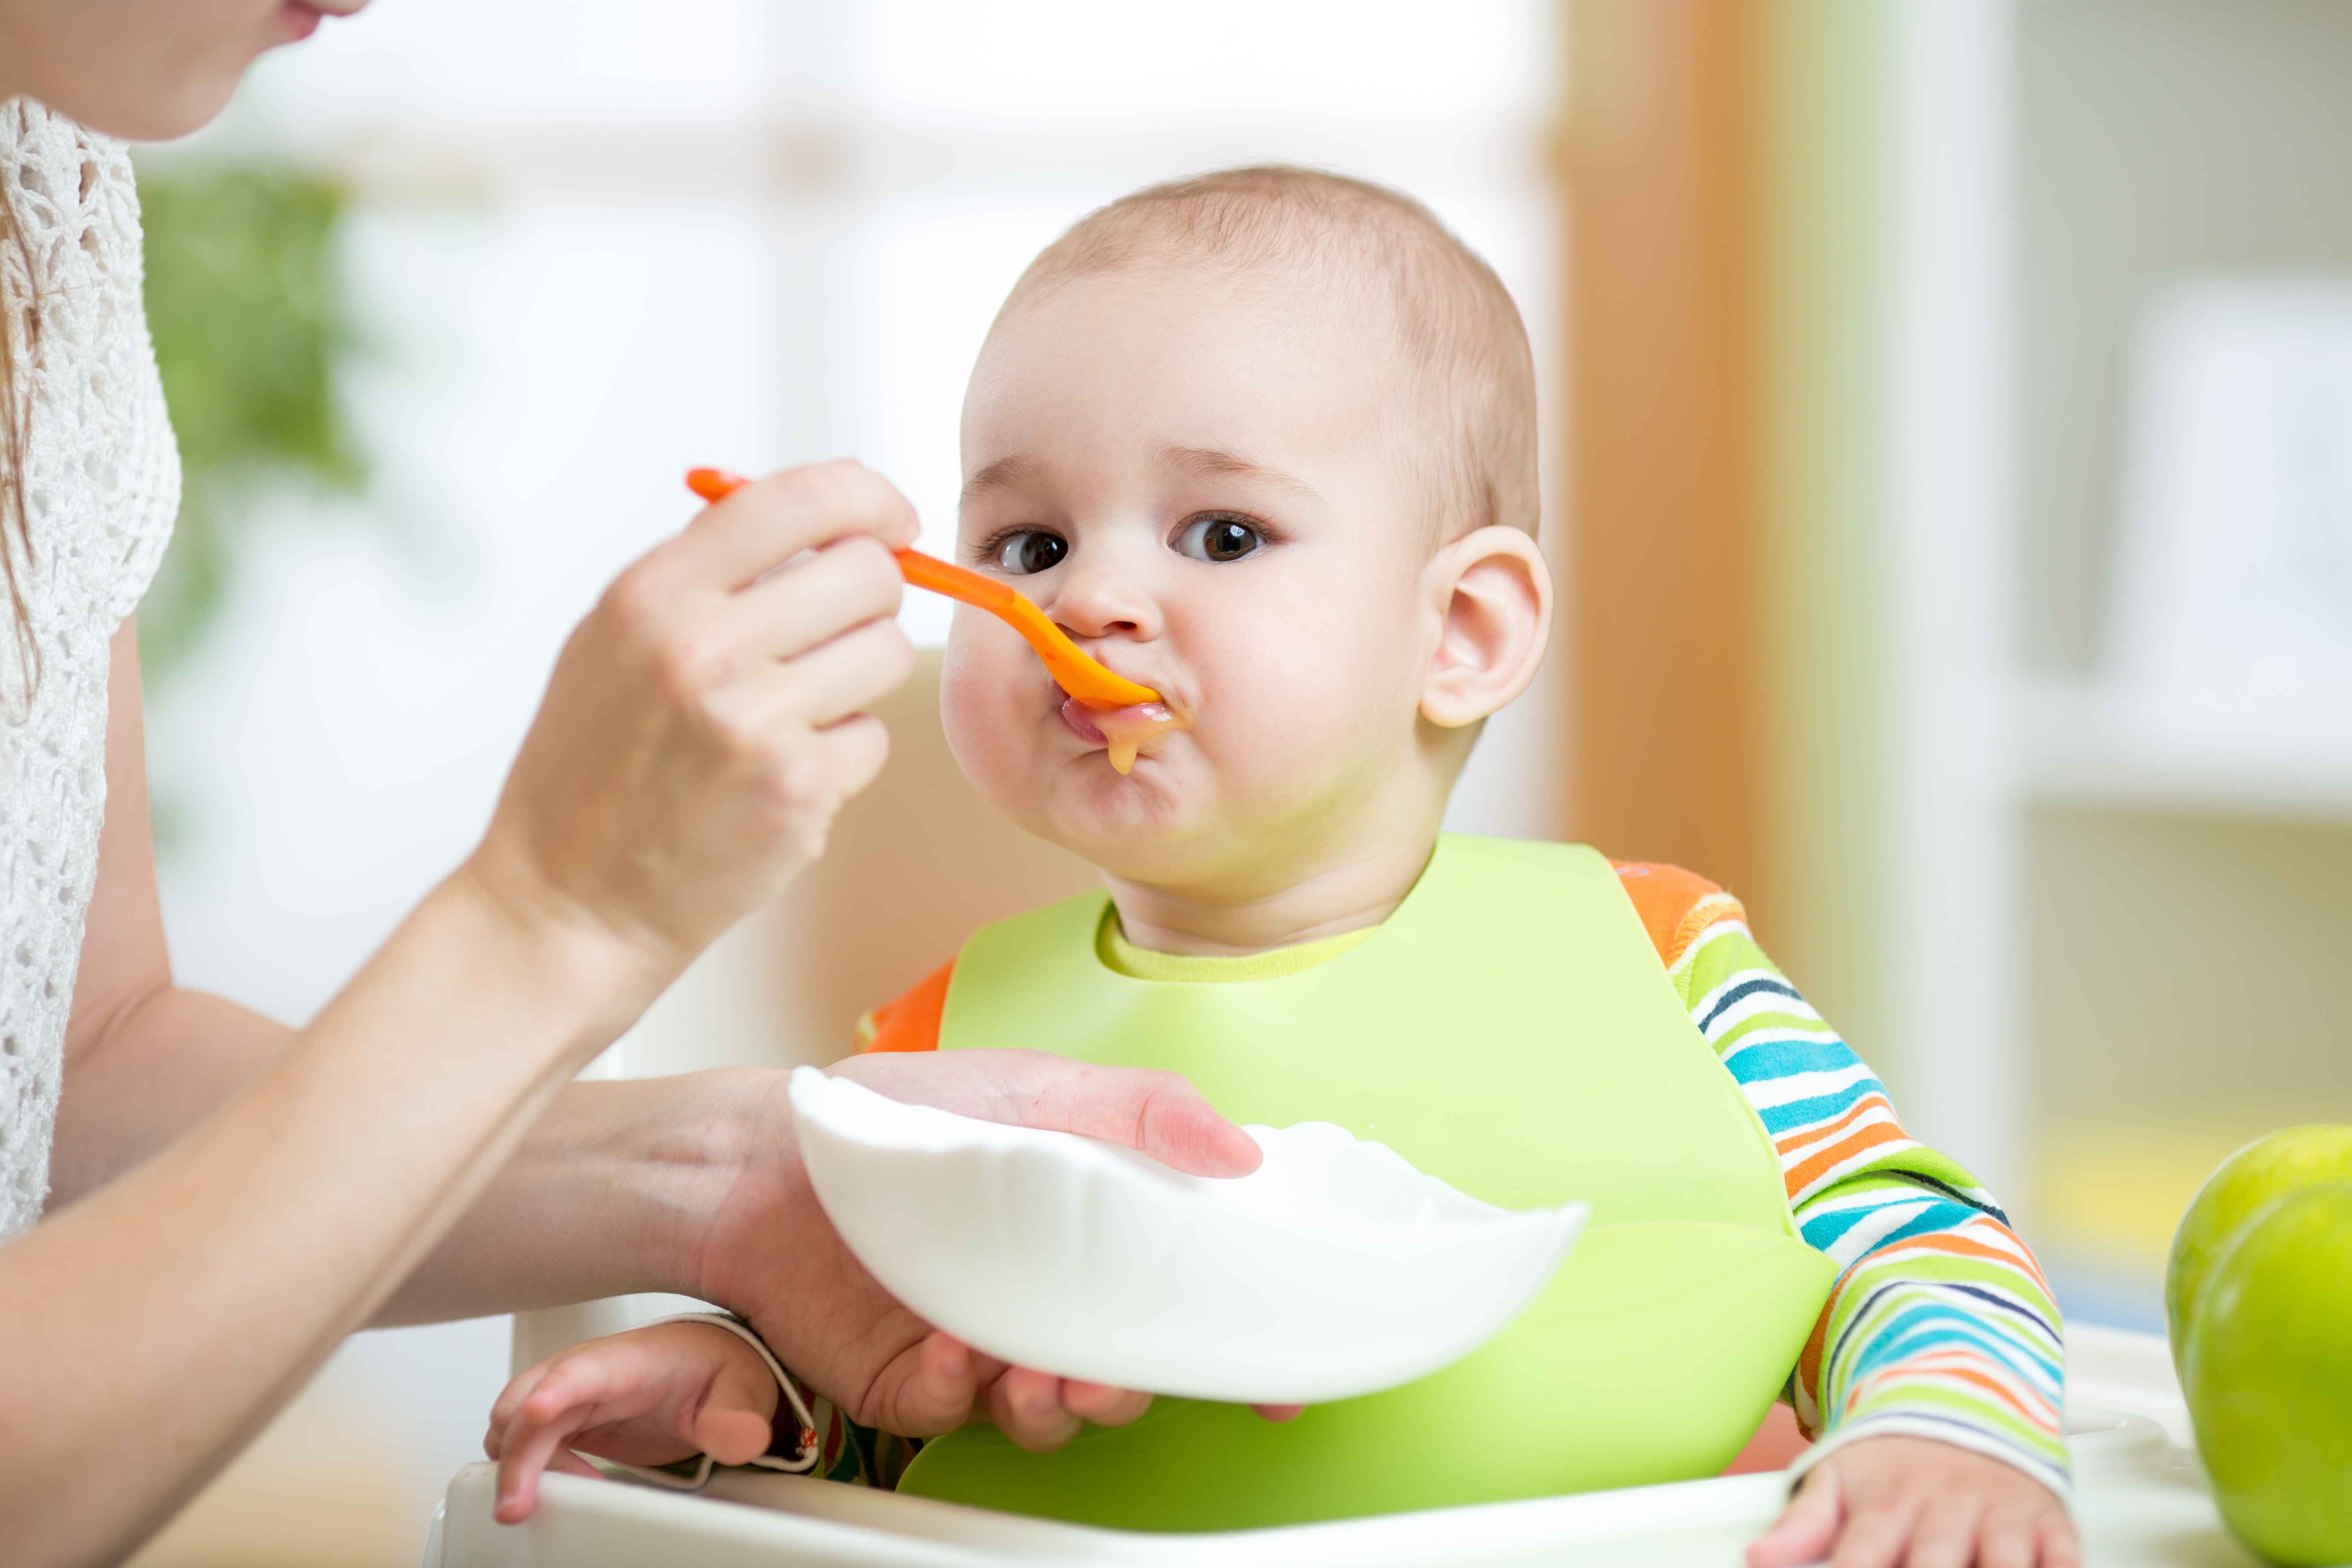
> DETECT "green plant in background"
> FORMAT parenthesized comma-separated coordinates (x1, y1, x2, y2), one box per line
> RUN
(136, 161, 368, 684)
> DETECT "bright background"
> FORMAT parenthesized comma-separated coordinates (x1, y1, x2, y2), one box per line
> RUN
(110, 3, 2352, 1564)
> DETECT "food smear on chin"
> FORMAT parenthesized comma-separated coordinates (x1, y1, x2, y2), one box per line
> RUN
(1091, 702, 1187, 775)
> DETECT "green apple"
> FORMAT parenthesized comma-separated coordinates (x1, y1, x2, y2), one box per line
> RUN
(2182, 1182, 2352, 1567)
(2166, 1125, 2352, 1371)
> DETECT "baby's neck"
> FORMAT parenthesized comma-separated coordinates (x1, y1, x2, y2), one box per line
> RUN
(1101, 833, 1438, 958)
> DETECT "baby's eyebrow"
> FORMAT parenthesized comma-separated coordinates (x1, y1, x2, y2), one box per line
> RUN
(1161, 445, 1322, 503)
(960, 453, 1039, 508)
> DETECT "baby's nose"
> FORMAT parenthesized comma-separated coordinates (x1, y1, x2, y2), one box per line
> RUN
(1049, 558, 1161, 642)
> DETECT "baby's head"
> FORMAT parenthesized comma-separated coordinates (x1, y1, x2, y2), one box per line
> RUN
(942, 167, 1550, 902)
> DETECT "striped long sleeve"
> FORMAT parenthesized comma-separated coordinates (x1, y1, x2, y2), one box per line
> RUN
(1630, 866, 2071, 1497)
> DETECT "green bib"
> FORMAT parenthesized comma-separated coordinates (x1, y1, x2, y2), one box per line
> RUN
(898, 835, 1833, 1531)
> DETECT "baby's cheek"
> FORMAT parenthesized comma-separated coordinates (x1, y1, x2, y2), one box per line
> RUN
(937, 636, 1030, 796)
(1193, 651, 1367, 784)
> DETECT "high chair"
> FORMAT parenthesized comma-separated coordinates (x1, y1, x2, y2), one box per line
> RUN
(431, 1323, 2244, 1567)
(427, 657, 2256, 1568)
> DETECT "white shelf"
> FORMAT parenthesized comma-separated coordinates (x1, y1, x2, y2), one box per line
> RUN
(2011, 681, 2352, 822)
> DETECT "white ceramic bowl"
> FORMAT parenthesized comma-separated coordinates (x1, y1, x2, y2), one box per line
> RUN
(788, 1067, 1587, 1405)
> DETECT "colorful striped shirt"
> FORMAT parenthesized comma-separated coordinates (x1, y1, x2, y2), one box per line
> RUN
(843, 857, 2069, 1499)
(1624, 863, 2068, 1496)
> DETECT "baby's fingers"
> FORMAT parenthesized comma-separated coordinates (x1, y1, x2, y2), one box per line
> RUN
(1903, 1499, 1988, 1568)
(494, 1404, 595, 1524)
(1981, 1505, 2044, 1568)
(1826, 1494, 1920, 1568)
(2036, 1510, 2083, 1568)
(546, 1449, 603, 1482)
(485, 1363, 554, 1456)
(1749, 1467, 1842, 1568)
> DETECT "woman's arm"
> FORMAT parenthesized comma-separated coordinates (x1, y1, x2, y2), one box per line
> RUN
(8, 872, 637, 1564)
(45, 627, 1233, 1351)
(50, 625, 704, 1321)
(49, 624, 293, 1197)
(4, 463, 922, 1566)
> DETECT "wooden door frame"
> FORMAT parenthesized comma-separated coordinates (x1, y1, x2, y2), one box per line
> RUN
(1560, 0, 1767, 908)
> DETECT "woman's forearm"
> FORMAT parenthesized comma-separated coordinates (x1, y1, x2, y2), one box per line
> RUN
(52, 988, 717, 1325)
(47, 988, 295, 1206)
(0, 871, 657, 1568)
(374, 1072, 742, 1324)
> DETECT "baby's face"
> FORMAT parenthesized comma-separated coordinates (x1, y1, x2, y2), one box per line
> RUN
(942, 269, 1443, 891)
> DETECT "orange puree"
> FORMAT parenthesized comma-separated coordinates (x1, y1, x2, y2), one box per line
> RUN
(1094, 703, 1187, 775)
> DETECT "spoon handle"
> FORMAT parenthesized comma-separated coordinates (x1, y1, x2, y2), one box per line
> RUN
(683, 468, 1160, 709)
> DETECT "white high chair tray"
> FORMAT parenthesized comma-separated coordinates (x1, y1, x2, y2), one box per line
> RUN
(422, 1327, 2266, 1568)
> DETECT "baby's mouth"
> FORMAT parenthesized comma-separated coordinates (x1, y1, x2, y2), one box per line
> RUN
(1058, 695, 1187, 775)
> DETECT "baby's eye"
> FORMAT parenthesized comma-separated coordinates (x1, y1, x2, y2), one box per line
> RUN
(992, 531, 1068, 575)
(1173, 514, 1264, 564)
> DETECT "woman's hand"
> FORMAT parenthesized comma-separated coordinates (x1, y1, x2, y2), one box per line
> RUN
(486, 1321, 779, 1524)
(1748, 1436, 2079, 1568)
(688, 1051, 1298, 1451)
(464, 460, 918, 996)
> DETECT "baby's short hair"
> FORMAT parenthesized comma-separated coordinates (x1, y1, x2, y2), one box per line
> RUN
(1001, 166, 1539, 542)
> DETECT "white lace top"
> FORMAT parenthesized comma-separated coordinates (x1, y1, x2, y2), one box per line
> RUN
(0, 100, 180, 1239)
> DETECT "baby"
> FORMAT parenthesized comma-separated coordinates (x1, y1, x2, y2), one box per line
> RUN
(486, 168, 2078, 1566)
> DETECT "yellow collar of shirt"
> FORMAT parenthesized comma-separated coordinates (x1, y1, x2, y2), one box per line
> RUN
(1094, 908, 1377, 983)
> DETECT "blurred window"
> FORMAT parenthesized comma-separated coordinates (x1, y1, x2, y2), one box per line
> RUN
(223, 0, 1560, 640)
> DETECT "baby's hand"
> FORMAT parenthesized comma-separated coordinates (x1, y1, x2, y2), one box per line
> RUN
(483, 1321, 781, 1523)
(1747, 1436, 2079, 1568)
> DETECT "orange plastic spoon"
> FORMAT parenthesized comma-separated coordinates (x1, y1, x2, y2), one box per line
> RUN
(685, 468, 1159, 711)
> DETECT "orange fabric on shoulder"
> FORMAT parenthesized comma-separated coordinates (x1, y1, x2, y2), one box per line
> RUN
(863, 959, 954, 1053)
(1609, 860, 1741, 972)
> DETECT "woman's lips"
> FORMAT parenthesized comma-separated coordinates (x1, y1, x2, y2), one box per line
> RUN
(281, 1, 363, 41)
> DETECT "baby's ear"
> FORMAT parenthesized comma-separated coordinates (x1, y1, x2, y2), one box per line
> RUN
(1418, 527, 1552, 729)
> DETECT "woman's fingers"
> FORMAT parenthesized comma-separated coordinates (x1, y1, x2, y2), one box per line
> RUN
(835, 1051, 1263, 1179)
(813, 713, 894, 806)
(1748, 1466, 1843, 1568)
(1059, 1379, 1151, 1429)
(668, 461, 918, 591)
(989, 1366, 1084, 1453)
(876, 1331, 986, 1437)
(719, 614, 916, 732)
(876, 1332, 1157, 1448)
(465, 458, 923, 991)
(726, 534, 905, 662)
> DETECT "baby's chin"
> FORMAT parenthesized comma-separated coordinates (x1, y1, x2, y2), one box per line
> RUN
(1019, 752, 1232, 875)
